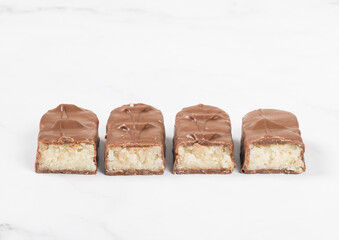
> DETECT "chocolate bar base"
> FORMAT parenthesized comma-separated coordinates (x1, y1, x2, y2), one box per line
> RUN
(105, 169, 164, 176)
(35, 169, 97, 175)
(241, 169, 304, 174)
(173, 169, 233, 174)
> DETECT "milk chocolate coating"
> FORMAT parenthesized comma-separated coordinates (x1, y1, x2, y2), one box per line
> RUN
(173, 104, 235, 174)
(35, 104, 99, 174)
(105, 103, 166, 175)
(241, 109, 305, 174)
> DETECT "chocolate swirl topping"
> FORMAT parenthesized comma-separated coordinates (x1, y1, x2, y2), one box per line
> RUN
(174, 104, 234, 148)
(105, 103, 165, 147)
(241, 109, 304, 146)
(38, 104, 99, 144)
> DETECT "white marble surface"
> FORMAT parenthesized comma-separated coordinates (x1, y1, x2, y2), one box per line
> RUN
(0, 0, 338, 239)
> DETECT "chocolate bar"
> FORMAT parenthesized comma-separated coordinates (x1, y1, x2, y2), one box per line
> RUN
(105, 103, 166, 175)
(35, 104, 99, 174)
(173, 104, 235, 174)
(241, 109, 305, 174)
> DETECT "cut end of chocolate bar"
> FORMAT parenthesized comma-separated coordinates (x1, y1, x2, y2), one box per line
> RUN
(173, 104, 235, 174)
(174, 144, 234, 174)
(105, 146, 165, 175)
(35, 104, 99, 174)
(105, 103, 166, 175)
(36, 143, 97, 174)
(241, 109, 305, 174)
(241, 143, 305, 174)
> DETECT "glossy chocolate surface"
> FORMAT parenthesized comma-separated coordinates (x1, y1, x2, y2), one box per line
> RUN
(173, 104, 234, 174)
(105, 103, 165, 175)
(38, 104, 99, 144)
(241, 109, 305, 173)
(105, 103, 165, 148)
(36, 104, 99, 174)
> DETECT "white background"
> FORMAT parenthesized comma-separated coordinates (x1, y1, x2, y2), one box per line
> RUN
(0, 0, 338, 239)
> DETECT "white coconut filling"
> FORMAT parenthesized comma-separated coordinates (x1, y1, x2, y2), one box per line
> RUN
(106, 146, 164, 171)
(247, 144, 304, 172)
(38, 143, 96, 171)
(176, 144, 233, 170)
